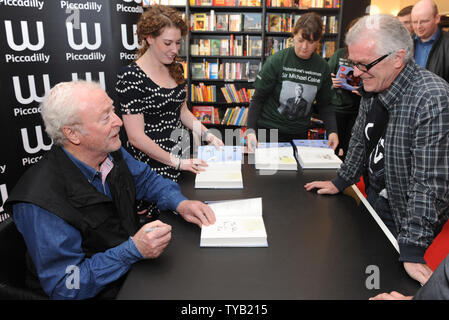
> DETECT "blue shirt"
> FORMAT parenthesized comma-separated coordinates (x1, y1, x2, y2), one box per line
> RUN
(414, 28, 440, 67)
(13, 147, 187, 299)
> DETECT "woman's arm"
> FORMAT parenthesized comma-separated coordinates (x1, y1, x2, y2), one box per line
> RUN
(122, 113, 179, 168)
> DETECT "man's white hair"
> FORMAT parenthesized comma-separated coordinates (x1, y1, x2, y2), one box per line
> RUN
(345, 14, 414, 63)
(40, 80, 102, 146)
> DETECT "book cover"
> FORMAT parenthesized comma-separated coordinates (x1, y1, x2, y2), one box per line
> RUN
(336, 65, 361, 91)
(243, 13, 262, 31)
(195, 146, 243, 189)
(197, 145, 243, 163)
(209, 62, 219, 79)
(268, 14, 282, 32)
(210, 39, 221, 56)
(194, 13, 207, 31)
(229, 14, 242, 32)
(250, 39, 262, 56)
(192, 106, 214, 123)
(216, 14, 228, 31)
(200, 198, 267, 247)
(220, 39, 229, 56)
(191, 62, 205, 79)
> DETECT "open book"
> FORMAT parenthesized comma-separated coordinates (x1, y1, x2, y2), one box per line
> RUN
(293, 139, 342, 169)
(200, 198, 268, 247)
(194, 146, 243, 189)
(255, 142, 297, 171)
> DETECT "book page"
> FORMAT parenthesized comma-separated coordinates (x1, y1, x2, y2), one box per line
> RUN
(208, 197, 262, 217)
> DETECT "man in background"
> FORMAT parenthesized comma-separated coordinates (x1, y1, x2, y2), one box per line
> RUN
(397, 5, 414, 35)
(412, 0, 449, 83)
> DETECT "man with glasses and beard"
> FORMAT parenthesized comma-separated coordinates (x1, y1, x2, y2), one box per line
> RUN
(304, 14, 449, 288)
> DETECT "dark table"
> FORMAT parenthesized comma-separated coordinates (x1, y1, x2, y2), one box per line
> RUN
(117, 157, 420, 300)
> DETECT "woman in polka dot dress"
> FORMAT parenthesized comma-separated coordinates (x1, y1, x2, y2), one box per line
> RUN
(116, 5, 223, 219)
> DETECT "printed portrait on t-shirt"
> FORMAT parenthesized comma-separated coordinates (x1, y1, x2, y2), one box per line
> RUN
(277, 81, 317, 120)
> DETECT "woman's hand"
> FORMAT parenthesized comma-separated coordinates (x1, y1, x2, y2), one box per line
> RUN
(179, 158, 208, 174)
(204, 131, 224, 148)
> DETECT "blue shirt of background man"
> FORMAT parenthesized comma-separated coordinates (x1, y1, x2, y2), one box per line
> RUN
(414, 28, 440, 67)
(13, 147, 187, 299)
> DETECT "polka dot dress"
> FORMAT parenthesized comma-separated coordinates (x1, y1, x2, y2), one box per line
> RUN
(116, 62, 189, 182)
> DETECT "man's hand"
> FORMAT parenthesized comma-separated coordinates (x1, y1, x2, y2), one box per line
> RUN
(327, 132, 339, 150)
(369, 291, 413, 300)
(304, 180, 339, 195)
(177, 200, 216, 228)
(403, 262, 433, 285)
(132, 220, 172, 259)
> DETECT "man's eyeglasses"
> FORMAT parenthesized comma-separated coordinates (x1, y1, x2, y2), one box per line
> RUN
(349, 52, 393, 73)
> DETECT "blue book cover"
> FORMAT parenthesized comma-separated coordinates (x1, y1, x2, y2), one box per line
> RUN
(292, 139, 331, 149)
(336, 65, 361, 91)
(197, 145, 243, 162)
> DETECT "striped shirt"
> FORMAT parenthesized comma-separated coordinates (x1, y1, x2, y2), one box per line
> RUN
(333, 61, 449, 263)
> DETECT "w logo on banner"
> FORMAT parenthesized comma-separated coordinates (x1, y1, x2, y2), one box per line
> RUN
(21, 125, 52, 154)
(71, 72, 106, 90)
(66, 22, 101, 50)
(121, 24, 140, 51)
(0, 184, 8, 214)
(4, 20, 45, 51)
(12, 74, 51, 105)
(123, 0, 142, 3)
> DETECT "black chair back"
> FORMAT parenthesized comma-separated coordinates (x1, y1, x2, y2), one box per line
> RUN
(0, 217, 47, 299)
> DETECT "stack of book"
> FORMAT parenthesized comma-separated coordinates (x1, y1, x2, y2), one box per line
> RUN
(293, 139, 342, 169)
(255, 142, 297, 171)
(195, 145, 244, 189)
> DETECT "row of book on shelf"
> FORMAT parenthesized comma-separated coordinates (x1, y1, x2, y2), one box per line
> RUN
(191, 12, 338, 34)
(191, 12, 261, 32)
(188, 0, 339, 7)
(267, 0, 340, 7)
(192, 105, 248, 126)
(191, 36, 262, 57)
(267, 14, 338, 33)
(191, 61, 261, 81)
(191, 82, 253, 101)
(190, 0, 261, 6)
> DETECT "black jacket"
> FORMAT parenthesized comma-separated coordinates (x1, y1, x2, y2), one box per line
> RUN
(414, 29, 449, 83)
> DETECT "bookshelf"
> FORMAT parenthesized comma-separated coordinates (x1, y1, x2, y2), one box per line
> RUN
(150, 0, 344, 131)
